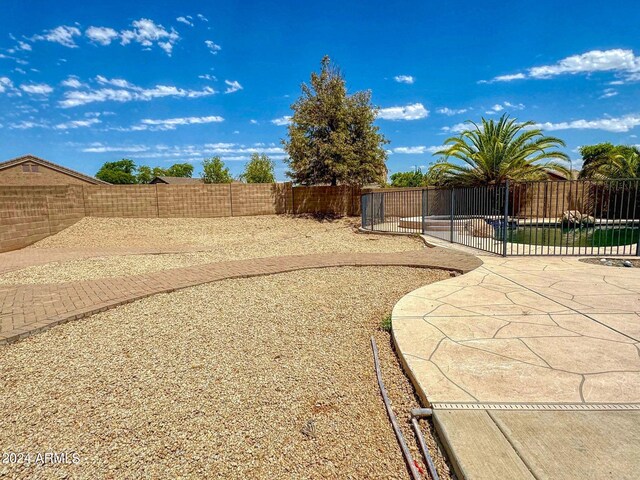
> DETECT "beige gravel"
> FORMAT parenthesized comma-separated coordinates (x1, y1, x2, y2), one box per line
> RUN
(1, 216, 423, 285)
(0, 266, 454, 479)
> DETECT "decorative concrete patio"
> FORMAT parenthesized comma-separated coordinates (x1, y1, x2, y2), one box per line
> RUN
(393, 250, 640, 479)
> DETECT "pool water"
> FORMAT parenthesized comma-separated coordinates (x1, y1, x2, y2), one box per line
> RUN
(506, 226, 640, 247)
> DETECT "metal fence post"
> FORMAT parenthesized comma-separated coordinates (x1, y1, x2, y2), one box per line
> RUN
(450, 188, 454, 243)
(370, 193, 375, 231)
(503, 180, 510, 257)
(421, 188, 427, 234)
(361, 193, 366, 229)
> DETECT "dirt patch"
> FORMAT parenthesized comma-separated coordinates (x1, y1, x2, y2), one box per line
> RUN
(579, 258, 639, 268)
(0, 266, 454, 479)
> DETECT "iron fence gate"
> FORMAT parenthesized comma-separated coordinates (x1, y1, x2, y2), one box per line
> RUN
(361, 179, 640, 256)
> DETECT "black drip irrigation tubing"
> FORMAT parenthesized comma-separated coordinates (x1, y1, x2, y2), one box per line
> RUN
(371, 336, 441, 480)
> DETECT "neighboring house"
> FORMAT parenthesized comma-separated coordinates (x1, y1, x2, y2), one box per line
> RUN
(0, 154, 109, 186)
(547, 169, 580, 181)
(149, 176, 204, 185)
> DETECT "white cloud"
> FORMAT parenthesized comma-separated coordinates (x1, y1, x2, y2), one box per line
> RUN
(176, 16, 194, 27)
(491, 73, 526, 82)
(534, 114, 640, 133)
(487, 49, 640, 83)
(54, 118, 101, 130)
(205, 40, 221, 54)
(485, 101, 524, 114)
(271, 116, 292, 126)
(599, 88, 618, 99)
(393, 75, 415, 84)
(85, 26, 119, 46)
(0, 77, 14, 93)
(378, 103, 429, 121)
(120, 18, 179, 56)
(17, 41, 32, 51)
(442, 122, 471, 134)
(250, 119, 258, 124)
(137, 115, 224, 130)
(224, 80, 242, 94)
(392, 146, 443, 154)
(198, 74, 216, 81)
(20, 83, 53, 95)
(9, 121, 47, 129)
(59, 77, 216, 107)
(79, 142, 285, 161)
(31, 25, 81, 48)
(197, 14, 209, 22)
(436, 107, 468, 116)
(82, 142, 150, 153)
(60, 76, 85, 88)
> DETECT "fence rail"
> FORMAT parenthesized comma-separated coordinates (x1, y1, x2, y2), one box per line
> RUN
(361, 179, 640, 256)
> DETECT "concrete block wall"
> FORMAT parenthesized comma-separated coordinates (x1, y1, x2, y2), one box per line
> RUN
(158, 185, 232, 218)
(83, 185, 159, 217)
(292, 186, 361, 216)
(0, 185, 84, 252)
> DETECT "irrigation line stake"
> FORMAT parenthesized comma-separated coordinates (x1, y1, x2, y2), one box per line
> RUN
(370, 337, 422, 480)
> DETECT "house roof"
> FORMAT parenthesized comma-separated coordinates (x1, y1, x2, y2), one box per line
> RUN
(150, 176, 204, 184)
(0, 154, 110, 185)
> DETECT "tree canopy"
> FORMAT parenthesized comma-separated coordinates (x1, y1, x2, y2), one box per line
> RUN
(429, 114, 570, 186)
(202, 157, 233, 184)
(240, 153, 276, 183)
(95, 159, 138, 184)
(283, 56, 388, 186)
(579, 143, 640, 179)
(389, 168, 427, 187)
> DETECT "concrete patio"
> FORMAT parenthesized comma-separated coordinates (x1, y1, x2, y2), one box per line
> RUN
(393, 249, 640, 479)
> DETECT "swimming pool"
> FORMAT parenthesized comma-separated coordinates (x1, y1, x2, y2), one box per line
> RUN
(506, 225, 640, 248)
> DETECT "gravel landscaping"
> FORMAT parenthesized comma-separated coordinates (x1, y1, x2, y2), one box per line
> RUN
(0, 216, 424, 285)
(0, 266, 453, 479)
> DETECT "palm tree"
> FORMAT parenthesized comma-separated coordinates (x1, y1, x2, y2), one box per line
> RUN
(579, 149, 640, 179)
(429, 114, 570, 186)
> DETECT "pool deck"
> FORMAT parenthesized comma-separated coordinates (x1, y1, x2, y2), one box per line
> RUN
(393, 244, 640, 479)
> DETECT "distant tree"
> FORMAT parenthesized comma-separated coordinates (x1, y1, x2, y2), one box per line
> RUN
(136, 165, 167, 184)
(239, 153, 276, 183)
(166, 163, 194, 178)
(579, 143, 640, 179)
(429, 114, 570, 186)
(202, 157, 233, 184)
(389, 168, 426, 187)
(283, 56, 388, 186)
(96, 159, 137, 184)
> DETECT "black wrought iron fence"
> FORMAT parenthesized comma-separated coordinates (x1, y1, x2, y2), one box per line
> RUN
(361, 179, 640, 256)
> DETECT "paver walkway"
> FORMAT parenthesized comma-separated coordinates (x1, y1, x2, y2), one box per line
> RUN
(0, 247, 480, 344)
(393, 249, 640, 479)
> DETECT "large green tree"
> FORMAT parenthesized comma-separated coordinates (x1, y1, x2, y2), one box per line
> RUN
(429, 114, 570, 186)
(166, 163, 194, 178)
(240, 153, 276, 183)
(579, 143, 640, 179)
(389, 168, 427, 187)
(283, 56, 388, 186)
(201, 157, 233, 184)
(95, 159, 137, 184)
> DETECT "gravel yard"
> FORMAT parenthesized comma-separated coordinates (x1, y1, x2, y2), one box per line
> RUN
(0, 266, 453, 479)
(1, 216, 423, 285)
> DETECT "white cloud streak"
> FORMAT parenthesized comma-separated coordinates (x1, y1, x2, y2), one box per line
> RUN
(20, 83, 53, 95)
(378, 103, 429, 121)
(85, 26, 119, 46)
(224, 80, 242, 94)
(393, 75, 415, 84)
(59, 76, 216, 107)
(205, 40, 221, 54)
(487, 49, 640, 83)
(271, 116, 292, 126)
(534, 114, 640, 133)
(31, 26, 81, 48)
(437, 107, 468, 116)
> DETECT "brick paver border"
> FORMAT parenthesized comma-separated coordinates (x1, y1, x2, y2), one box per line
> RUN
(0, 247, 481, 345)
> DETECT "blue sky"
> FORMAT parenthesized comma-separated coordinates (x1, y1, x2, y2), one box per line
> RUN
(1, 0, 639, 181)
